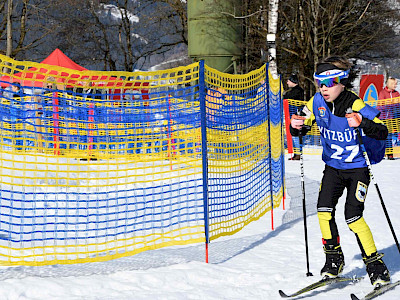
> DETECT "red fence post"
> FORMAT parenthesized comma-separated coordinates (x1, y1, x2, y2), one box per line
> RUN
(283, 99, 293, 155)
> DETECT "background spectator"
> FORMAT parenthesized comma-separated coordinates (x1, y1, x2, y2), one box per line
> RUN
(284, 73, 304, 160)
(378, 77, 400, 100)
(378, 77, 400, 160)
(10, 82, 26, 121)
(285, 74, 304, 102)
(76, 81, 103, 100)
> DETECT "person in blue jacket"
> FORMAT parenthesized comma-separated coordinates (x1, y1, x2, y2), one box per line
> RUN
(290, 56, 390, 287)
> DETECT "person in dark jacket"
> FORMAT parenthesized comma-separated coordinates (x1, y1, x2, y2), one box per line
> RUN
(284, 73, 304, 160)
(285, 73, 304, 102)
(290, 56, 390, 287)
(75, 81, 103, 100)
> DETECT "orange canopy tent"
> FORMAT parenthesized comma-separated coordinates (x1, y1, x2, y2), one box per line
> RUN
(0, 49, 149, 100)
(0, 48, 87, 88)
(41, 48, 87, 71)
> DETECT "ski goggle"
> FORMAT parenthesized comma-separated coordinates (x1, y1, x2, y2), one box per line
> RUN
(313, 70, 350, 88)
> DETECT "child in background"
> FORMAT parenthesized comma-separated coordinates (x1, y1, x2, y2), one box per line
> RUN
(378, 77, 400, 160)
(378, 77, 400, 101)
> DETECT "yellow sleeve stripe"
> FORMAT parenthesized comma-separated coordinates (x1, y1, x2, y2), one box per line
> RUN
(352, 99, 384, 124)
(352, 99, 366, 112)
(304, 96, 315, 126)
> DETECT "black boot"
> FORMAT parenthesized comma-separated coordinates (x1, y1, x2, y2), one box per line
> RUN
(364, 252, 390, 287)
(321, 244, 345, 278)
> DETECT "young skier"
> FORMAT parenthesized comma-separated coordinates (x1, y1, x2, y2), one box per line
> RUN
(290, 56, 390, 287)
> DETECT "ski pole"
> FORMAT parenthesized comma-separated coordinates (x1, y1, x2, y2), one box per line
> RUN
(348, 109, 400, 255)
(299, 122, 313, 277)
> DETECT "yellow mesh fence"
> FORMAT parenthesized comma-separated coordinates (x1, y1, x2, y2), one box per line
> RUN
(0, 54, 284, 266)
(204, 65, 283, 240)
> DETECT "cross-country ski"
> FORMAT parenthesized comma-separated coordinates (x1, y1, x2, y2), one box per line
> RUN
(350, 280, 400, 300)
(279, 276, 362, 298)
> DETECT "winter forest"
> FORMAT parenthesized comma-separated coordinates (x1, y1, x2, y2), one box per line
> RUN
(1, 1, 400, 94)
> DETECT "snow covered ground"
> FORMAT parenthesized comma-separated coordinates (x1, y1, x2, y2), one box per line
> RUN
(0, 154, 399, 300)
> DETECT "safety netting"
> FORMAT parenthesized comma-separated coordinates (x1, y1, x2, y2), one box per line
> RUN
(375, 97, 400, 157)
(284, 98, 400, 157)
(0, 54, 283, 266)
(283, 99, 322, 155)
(204, 66, 284, 241)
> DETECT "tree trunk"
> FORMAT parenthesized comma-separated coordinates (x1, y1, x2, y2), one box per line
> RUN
(268, 0, 279, 79)
(6, 0, 13, 57)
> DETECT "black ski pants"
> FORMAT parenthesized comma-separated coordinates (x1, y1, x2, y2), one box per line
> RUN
(317, 164, 377, 257)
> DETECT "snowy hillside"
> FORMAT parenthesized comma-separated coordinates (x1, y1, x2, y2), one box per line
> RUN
(0, 155, 399, 299)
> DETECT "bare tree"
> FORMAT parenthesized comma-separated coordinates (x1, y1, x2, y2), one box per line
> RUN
(154, 0, 187, 45)
(6, 0, 12, 57)
(88, 1, 117, 71)
(267, 0, 279, 78)
(225, 0, 399, 94)
(277, 0, 400, 97)
(3, 0, 399, 80)
(0, 0, 58, 59)
(51, 0, 188, 71)
(137, 0, 188, 69)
